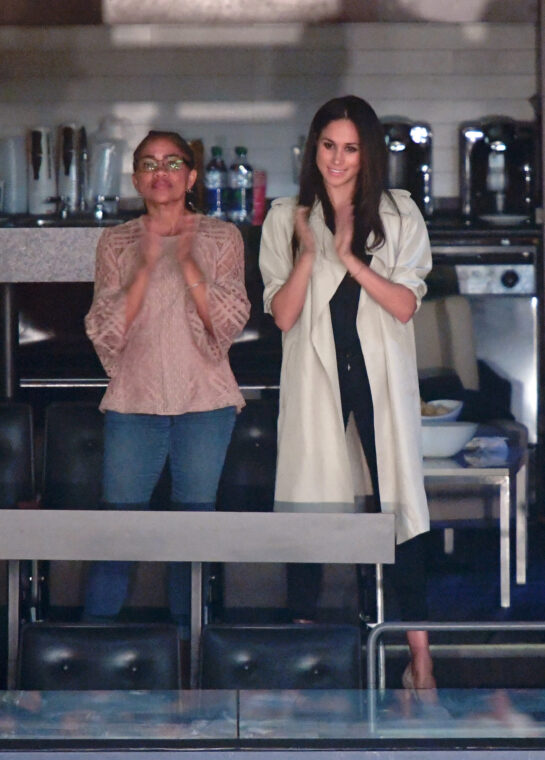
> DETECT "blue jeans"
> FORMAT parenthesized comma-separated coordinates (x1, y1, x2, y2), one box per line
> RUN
(83, 407, 236, 636)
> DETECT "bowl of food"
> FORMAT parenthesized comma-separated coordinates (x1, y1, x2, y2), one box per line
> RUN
(420, 398, 463, 422)
(421, 421, 478, 458)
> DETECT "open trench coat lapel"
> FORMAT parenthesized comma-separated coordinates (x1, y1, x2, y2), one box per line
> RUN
(308, 203, 346, 420)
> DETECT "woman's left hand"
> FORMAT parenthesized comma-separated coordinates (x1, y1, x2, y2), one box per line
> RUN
(174, 214, 214, 333)
(175, 213, 200, 265)
(332, 203, 416, 322)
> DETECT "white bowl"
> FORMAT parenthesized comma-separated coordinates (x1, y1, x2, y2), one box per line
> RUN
(421, 421, 478, 458)
(420, 399, 463, 422)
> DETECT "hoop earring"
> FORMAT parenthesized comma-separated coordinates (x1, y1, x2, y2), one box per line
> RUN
(185, 187, 197, 212)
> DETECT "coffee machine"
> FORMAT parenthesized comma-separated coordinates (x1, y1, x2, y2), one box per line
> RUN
(459, 116, 538, 221)
(381, 118, 433, 218)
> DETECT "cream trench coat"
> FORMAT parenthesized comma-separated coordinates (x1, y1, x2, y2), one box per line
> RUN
(259, 190, 432, 544)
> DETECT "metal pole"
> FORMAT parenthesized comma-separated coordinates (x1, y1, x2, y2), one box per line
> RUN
(499, 473, 511, 608)
(7, 560, 20, 689)
(0, 283, 18, 399)
(190, 561, 202, 689)
(374, 563, 386, 690)
(537, 0, 545, 510)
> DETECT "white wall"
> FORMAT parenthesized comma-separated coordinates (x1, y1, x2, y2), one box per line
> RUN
(0, 22, 537, 202)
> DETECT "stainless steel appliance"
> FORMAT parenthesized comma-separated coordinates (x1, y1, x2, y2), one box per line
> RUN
(77, 127, 89, 213)
(459, 116, 538, 222)
(57, 124, 79, 215)
(429, 230, 539, 443)
(57, 123, 88, 216)
(28, 127, 56, 216)
(381, 117, 433, 217)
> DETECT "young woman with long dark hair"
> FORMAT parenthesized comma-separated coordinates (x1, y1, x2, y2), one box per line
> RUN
(259, 96, 435, 691)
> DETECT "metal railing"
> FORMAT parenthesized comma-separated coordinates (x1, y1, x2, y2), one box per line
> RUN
(367, 620, 545, 691)
(366, 620, 545, 733)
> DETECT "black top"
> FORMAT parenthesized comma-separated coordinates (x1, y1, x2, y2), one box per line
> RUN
(329, 272, 361, 352)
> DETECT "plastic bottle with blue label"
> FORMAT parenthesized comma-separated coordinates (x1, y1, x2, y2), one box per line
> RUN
(228, 146, 253, 224)
(204, 146, 228, 220)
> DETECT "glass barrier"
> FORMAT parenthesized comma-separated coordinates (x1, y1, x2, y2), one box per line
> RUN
(0, 690, 237, 742)
(0, 689, 544, 746)
(240, 689, 545, 740)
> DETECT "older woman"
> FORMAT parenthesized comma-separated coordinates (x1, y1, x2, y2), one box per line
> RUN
(83, 130, 250, 640)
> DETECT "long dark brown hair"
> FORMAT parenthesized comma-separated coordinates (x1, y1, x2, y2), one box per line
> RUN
(297, 95, 393, 259)
(133, 130, 196, 211)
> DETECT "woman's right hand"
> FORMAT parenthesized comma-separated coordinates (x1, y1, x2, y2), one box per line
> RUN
(124, 217, 164, 330)
(294, 205, 316, 257)
(140, 217, 164, 269)
(269, 206, 315, 332)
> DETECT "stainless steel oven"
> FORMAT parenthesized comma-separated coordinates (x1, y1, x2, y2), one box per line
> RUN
(428, 232, 539, 444)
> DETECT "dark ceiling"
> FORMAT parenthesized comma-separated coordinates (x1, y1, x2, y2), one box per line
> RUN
(0, 0, 537, 26)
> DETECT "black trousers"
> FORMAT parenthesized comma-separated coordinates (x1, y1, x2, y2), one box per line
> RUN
(287, 343, 429, 622)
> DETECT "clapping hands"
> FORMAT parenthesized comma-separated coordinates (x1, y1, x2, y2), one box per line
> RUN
(294, 206, 316, 256)
(140, 212, 199, 268)
(174, 213, 200, 265)
(293, 203, 354, 263)
(140, 216, 163, 268)
(334, 203, 354, 262)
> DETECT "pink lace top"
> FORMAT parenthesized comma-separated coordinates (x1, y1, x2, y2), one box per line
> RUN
(85, 215, 250, 415)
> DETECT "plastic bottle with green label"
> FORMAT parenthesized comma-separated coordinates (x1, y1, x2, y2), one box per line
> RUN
(228, 146, 253, 224)
(204, 146, 228, 220)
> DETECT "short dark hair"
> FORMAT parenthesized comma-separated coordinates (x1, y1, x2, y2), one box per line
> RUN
(132, 130, 195, 172)
(298, 95, 391, 257)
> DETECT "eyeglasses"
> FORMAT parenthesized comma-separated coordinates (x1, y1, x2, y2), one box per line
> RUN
(136, 155, 188, 173)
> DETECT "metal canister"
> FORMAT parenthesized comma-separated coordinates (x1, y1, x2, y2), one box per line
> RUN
(28, 127, 56, 216)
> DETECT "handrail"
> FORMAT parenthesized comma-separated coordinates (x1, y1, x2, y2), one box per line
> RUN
(367, 620, 545, 691)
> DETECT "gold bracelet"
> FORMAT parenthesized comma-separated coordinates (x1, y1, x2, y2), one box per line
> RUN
(186, 278, 206, 291)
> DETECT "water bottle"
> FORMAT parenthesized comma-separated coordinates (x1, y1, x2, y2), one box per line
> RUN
(204, 146, 228, 220)
(228, 146, 253, 224)
(87, 116, 127, 215)
(0, 135, 28, 214)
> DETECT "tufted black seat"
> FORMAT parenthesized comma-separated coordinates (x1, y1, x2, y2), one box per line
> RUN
(216, 396, 278, 513)
(17, 623, 181, 690)
(42, 402, 103, 510)
(0, 402, 34, 508)
(31, 403, 103, 620)
(199, 624, 362, 689)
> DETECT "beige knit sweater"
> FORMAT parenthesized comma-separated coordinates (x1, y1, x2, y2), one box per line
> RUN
(85, 214, 250, 415)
